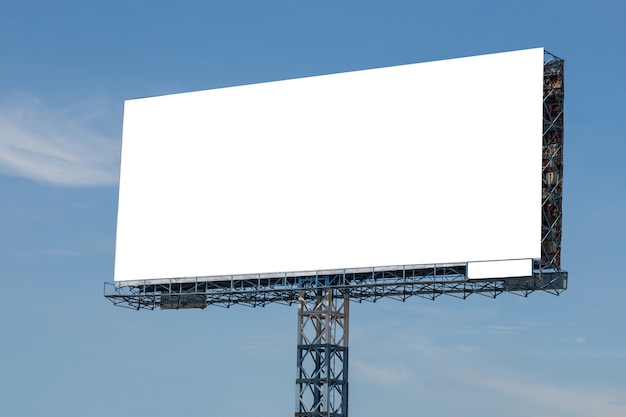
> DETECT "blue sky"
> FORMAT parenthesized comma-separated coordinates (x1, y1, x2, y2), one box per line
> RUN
(1, 1, 625, 416)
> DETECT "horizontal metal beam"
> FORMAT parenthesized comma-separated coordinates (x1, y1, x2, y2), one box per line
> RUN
(104, 263, 566, 310)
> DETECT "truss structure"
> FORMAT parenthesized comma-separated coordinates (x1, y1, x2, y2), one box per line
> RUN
(104, 51, 566, 417)
(296, 290, 349, 417)
(542, 51, 565, 271)
(104, 263, 566, 310)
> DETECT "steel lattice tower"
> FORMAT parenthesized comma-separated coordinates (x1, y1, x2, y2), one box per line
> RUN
(296, 289, 349, 417)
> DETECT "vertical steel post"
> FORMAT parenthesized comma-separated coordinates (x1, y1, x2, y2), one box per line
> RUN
(541, 52, 565, 271)
(296, 289, 349, 417)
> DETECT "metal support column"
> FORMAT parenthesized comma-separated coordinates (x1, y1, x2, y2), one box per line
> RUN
(296, 289, 349, 417)
(542, 51, 565, 270)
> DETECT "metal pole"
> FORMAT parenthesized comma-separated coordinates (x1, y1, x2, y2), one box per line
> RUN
(296, 289, 349, 417)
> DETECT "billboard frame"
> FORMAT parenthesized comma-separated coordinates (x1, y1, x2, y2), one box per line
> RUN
(105, 50, 566, 309)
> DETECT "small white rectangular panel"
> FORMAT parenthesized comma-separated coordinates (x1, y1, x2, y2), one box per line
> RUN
(467, 259, 534, 280)
(114, 48, 544, 282)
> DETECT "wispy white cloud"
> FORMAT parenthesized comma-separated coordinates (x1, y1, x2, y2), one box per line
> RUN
(451, 369, 626, 417)
(0, 94, 120, 186)
(350, 303, 626, 416)
(487, 324, 530, 334)
(239, 331, 294, 356)
(351, 358, 413, 387)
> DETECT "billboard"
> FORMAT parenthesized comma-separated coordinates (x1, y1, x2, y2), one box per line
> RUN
(114, 47, 544, 283)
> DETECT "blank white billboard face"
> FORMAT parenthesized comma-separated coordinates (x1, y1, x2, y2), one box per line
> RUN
(115, 48, 544, 282)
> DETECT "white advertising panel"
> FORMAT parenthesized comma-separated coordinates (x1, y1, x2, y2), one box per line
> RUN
(467, 259, 534, 280)
(114, 48, 544, 282)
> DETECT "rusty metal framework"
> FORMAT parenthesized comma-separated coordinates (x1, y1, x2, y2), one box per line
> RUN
(542, 51, 565, 271)
(104, 51, 566, 417)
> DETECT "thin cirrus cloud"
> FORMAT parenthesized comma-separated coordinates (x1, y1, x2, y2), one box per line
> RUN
(350, 358, 413, 386)
(450, 369, 626, 417)
(0, 95, 120, 186)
